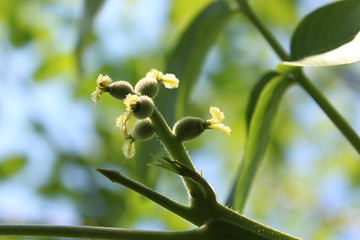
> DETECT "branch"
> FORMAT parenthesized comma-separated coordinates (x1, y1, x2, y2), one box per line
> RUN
(0, 224, 205, 240)
(95, 168, 201, 225)
(236, 0, 290, 61)
(96, 169, 302, 240)
(295, 70, 360, 153)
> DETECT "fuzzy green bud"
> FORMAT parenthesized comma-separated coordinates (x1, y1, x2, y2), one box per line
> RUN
(132, 95, 155, 119)
(131, 119, 155, 141)
(134, 77, 159, 98)
(173, 117, 205, 141)
(107, 81, 134, 100)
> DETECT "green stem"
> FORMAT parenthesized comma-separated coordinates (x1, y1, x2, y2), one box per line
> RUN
(150, 107, 194, 169)
(194, 203, 302, 240)
(236, 0, 290, 61)
(0, 224, 204, 240)
(149, 107, 208, 201)
(95, 168, 199, 224)
(183, 164, 217, 203)
(295, 70, 360, 153)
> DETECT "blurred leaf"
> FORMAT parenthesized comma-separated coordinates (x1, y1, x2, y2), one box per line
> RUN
(34, 54, 76, 80)
(343, 154, 360, 187)
(245, 71, 278, 129)
(39, 156, 69, 196)
(251, 0, 296, 30)
(169, 0, 211, 34)
(227, 73, 292, 212)
(75, 0, 105, 72)
(0, 0, 30, 47)
(166, 1, 233, 119)
(0, 156, 27, 179)
(287, 0, 360, 66)
(8, 18, 32, 47)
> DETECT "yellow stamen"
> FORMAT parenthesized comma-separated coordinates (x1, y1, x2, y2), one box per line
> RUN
(145, 69, 179, 89)
(91, 74, 113, 103)
(116, 111, 132, 138)
(208, 123, 232, 136)
(206, 106, 231, 136)
(146, 69, 163, 80)
(208, 106, 225, 124)
(122, 139, 135, 159)
(124, 94, 139, 111)
(159, 73, 179, 89)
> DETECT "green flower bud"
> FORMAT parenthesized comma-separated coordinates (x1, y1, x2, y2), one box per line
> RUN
(134, 77, 159, 98)
(132, 95, 155, 119)
(173, 117, 205, 141)
(107, 81, 134, 100)
(131, 119, 155, 141)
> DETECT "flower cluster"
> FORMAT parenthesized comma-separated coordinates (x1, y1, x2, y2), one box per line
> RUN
(92, 69, 179, 158)
(92, 69, 231, 159)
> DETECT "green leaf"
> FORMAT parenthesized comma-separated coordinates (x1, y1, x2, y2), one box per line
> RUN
(251, 0, 297, 30)
(285, 0, 360, 67)
(226, 73, 292, 212)
(0, 156, 27, 179)
(166, 1, 233, 119)
(245, 71, 278, 129)
(169, 0, 212, 34)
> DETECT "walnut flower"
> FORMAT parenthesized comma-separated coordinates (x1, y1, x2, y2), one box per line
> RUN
(205, 107, 231, 136)
(91, 74, 112, 103)
(146, 69, 179, 89)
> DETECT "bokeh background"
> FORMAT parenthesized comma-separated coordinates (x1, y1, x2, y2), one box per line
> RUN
(0, 0, 359, 239)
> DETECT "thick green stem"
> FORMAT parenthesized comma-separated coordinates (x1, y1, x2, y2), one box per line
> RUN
(150, 107, 194, 169)
(295, 71, 360, 153)
(0, 224, 204, 240)
(149, 107, 207, 202)
(184, 165, 217, 203)
(189, 203, 301, 240)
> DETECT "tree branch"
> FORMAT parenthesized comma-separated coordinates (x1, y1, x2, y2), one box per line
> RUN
(295, 70, 360, 153)
(95, 168, 202, 225)
(0, 224, 205, 240)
